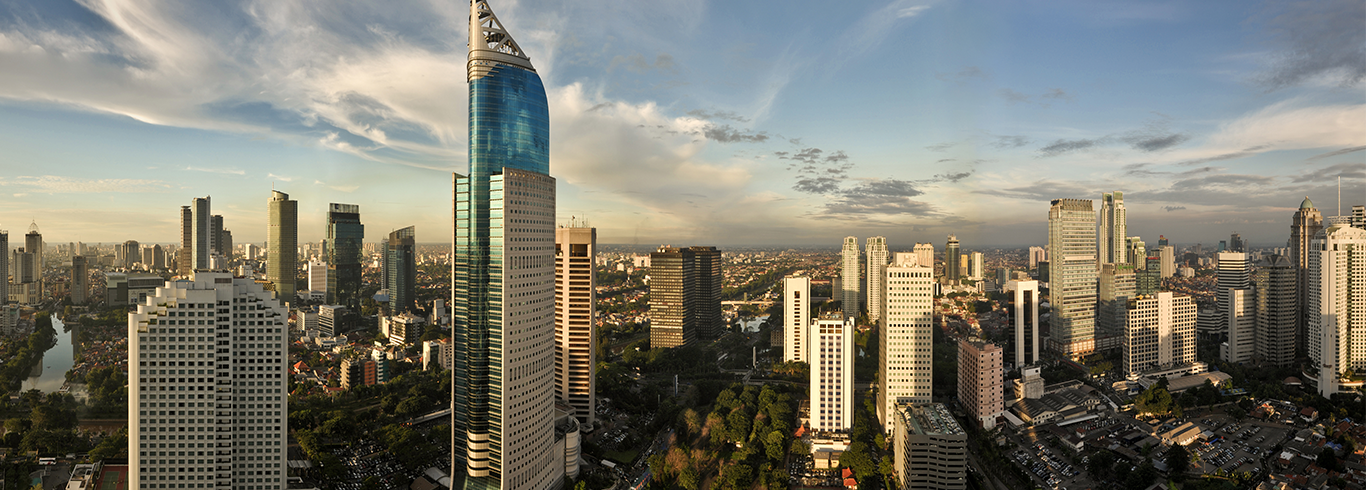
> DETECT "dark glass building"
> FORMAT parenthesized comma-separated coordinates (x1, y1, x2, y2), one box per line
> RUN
(384, 226, 415, 314)
(326, 203, 364, 309)
(648, 246, 723, 348)
(452, 2, 563, 489)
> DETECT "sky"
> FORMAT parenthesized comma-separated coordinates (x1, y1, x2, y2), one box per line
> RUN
(0, 0, 1362, 249)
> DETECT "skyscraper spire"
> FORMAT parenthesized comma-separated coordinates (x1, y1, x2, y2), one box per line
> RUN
(469, 0, 533, 81)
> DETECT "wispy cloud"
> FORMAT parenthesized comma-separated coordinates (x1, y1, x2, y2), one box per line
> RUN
(1254, 0, 1365, 91)
(187, 166, 246, 175)
(0, 176, 172, 193)
(267, 173, 294, 182)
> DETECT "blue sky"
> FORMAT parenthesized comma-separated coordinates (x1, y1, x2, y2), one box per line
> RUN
(0, 0, 1361, 248)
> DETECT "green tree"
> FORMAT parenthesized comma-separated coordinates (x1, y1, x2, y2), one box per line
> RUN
(765, 430, 786, 463)
(1166, 443, 1191, 481)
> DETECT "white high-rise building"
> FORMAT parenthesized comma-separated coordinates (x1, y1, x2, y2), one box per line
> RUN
(1121, 292, 1197, 377)
(866, 237, 889, 324)
(1098, 191, 1127, 266)
(842, 236, 860, 322)
(127, 272, 289, 489)
(878, 252, 933, 429)
(968, 252, 984, 281)
(1217, 253, 1255, 363)
(913, 243, 935, 269)
(1159, 245, 1176, 279)
(307, 260, 328, 296)
(1028, 246, 1046, 270)
(783, 275, 811, 363)
(810, 314, 853, 432)
(1308, 224, 1366, 396)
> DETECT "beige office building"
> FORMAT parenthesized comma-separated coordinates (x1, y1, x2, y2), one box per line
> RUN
(893, 403, 967, 490)
(555, 227, 597, 426)
(957, 340, 1003, 429)
(267, 191, 297, 304)
(1121, 292, 1197, 377)
(783, 275, 811, 363)
(878, 253, 933, 429)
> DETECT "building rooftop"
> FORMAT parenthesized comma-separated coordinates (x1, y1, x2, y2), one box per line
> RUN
(905, 403, 965, 436)
(1301, 196, 1315, 209)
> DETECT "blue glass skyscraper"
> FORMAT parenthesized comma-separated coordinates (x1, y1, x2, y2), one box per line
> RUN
(452, 2, 563, 490)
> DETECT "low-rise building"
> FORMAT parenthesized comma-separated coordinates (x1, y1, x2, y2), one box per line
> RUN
(893, 403, 967, 490)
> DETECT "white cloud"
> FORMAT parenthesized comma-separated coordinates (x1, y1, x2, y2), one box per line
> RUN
(0, 176, 171, 193)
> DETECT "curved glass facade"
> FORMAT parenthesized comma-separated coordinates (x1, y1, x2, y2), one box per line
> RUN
(468, 64, 549, 178)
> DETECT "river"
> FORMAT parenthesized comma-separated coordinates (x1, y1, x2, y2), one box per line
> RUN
(22, 316, 74, 393)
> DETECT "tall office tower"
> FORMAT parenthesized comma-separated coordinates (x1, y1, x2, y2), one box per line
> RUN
(1048, 199, 1098, 357)
(783, 275, 811, 363)
(967, 251, 984, 280)
(0, 229, 7, 288)
(957, 339, 1003, 429)
(1097, 264, 1136, 351)
(210, 215, 225, 255)
(841, 236, 861, 321)
(1098, 191, 1127, 265)
(1308, 224, 1366, 396)
(1254, 255, 1297, 367)
(1217, 252, 1255, 363)
(1028, 246, 1046, 270)
(126, 272, 289, 490)
(326, 203, 364, 309)
(1158, 235, 1168, 247)
(153, 245, 166, 270)
(267, 190, 298, 304)
(308, 260, 329, 296)
(1229, 233, 1245, 253)
(1137, 256, 1161, 294)
(809, 314, 853, 432)
(878, 253, 933, 428)
(1126, 237, 1146, 267)
(179, 206, 193, 276)
(451, 3, 565, 487)
(893, 404, 967, 490)
(866, 237, 889, 324)
(1292, 197, 1324, 357)
(914, 243, 935, 269)
(1120, 291, 1197, 377)
(141, 246, 154, 269)
(385, 226, 416, 313)
(554, 227, 596, 427)
(646, 246, 722, 347)
(191, 197, 211, 270)
(25, 222, 42, 295)
(11, 249, 33, 284)
(70, 255, 87, 305)
(944, 235, 960, 283)
(219, 231, 232, 260)
(1217, 241, 1227, 253)
(1004, 280, 1040, 368)
(1159, 245, 1176, 278)
(959, 254, 969, 279)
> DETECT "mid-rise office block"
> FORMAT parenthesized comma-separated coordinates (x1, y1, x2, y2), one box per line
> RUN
(914, 243, 935, 270)
(554, 227, 596, 427)
(71, 255, 87, 305)
(1048, 198, 1098, 357)
(866, 237, 888, 324)
(1098, 191, 1127, 266)
(383, 313, 426, 346)
(878, 253, 933, 429)
(267, 191, 297, 303)
(1126, 237, 1145, 268)
(810, 314, 853, 432)
(1137, 256, 1161, 295)
(318, 305, 346, 336)
(893, 403, 967, 490)
(127, 272, 289, 490)
(783, 275, 811, 363)
(1028, 246, 1045, 270)
(326, 203, 364, 310)
(1218, 253, 1255, 363)
(1098, 263, 1136, 351)
(957, 340, 1003, 429)
(1255, 255, 1297, 367)
(842, 237, 861, 321)
(1308, 224, 1366, 396)
(943, 236, 962, 283)
(1121, 292, 1197, 377)
(307, 260, 328, 297)
(424, 339, 454, 371)
(648, 246, 723, 348)
(1005, 280, 1040, 368)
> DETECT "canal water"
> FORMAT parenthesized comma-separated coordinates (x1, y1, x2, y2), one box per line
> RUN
(22, 316, 73, 393)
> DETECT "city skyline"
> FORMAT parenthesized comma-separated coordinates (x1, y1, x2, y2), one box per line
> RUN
(0, 1, 1362, 247)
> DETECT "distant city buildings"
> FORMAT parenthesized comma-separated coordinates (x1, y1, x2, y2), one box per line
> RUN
(1048, 198, 1098, 357)
(958, 339, 1003, 429)
(783, 275, 811, 363)
(127, 271, 289, 489)
(70, 255, 87, 305)
(1028, 246, 1045, 270)
(841, 236, 861, 321)
(878, 253, 933, 429)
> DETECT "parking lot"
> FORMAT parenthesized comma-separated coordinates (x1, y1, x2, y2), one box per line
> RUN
(1013, 443, 1081, 489)
(1189, 414, 1290, 477)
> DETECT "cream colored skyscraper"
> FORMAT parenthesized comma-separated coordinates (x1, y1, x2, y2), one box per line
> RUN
(1218, 252, 1255, 363)
(1121, 291, 1196, 376)
(783, 275, 811, 363)
(810, 314, 853, 431)
(913, 243, 934, 269)
(878, 252, 933, 429)
(1098, 191, 1127, 266)
(1308, 224, 1366, 396)
(866, 237, 889, 324)
(1159, 245, 1176, 279)
(968, 251, 984, 281)
(267, 190, 297, 303)
(554, 227, 596, 426)
(1049, 199, 1098, 357)
(842, 236, 860, 321)
(127, 272, 289, 489)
